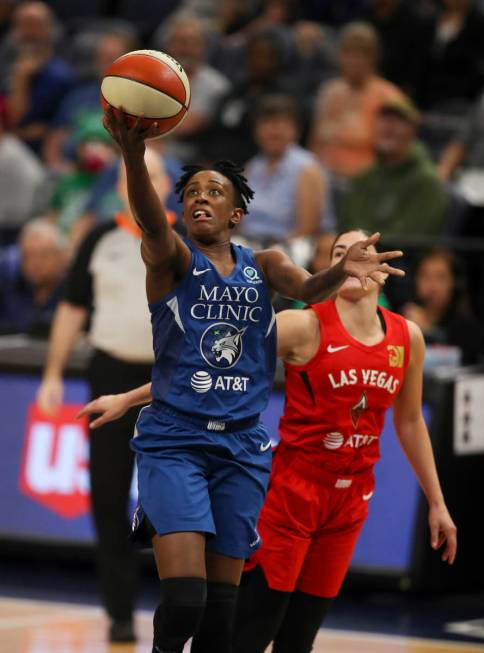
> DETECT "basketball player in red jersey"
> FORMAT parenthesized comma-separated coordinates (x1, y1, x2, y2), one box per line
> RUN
(79, 229, 456, 653)
(231, 229, 457, 653)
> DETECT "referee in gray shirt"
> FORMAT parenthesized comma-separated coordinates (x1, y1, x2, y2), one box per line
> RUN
(37, 150, 172, 643)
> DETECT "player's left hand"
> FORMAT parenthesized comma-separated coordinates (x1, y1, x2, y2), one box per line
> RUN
(428, 503, 457, 565)
(342, 232, 405, 289)
(76, 393, 130, 429)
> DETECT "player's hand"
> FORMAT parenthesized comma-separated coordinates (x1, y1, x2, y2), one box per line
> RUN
(342, 232, 405, 290)
(428, 503, 457, 565)
(77, 393, 130, 429)
(103, 105, 159, 159)
(37, 377, 63, 416)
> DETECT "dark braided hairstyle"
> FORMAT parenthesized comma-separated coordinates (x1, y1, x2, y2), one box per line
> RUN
(175, 160, 254, 214)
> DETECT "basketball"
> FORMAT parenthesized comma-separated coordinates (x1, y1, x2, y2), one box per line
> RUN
(100, 49, 190, 138)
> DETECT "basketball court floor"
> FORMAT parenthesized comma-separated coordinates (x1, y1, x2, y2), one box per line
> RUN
(1, 557, 483, 653)
(1, 596, 484, 653)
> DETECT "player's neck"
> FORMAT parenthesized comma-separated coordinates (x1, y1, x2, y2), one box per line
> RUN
(335, 293, 382, 340)
(192, 236, 234, 265)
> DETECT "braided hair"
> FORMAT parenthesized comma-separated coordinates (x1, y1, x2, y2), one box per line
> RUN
(175, 160, 254, 214)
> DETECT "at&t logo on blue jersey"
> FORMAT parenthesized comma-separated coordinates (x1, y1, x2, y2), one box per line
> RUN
(200, 322, 247, 369)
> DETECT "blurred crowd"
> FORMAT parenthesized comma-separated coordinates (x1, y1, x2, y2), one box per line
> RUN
(1, 0, 484, 367)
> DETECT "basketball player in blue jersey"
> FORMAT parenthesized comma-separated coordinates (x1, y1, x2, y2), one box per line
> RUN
(101, 107, 404, 653)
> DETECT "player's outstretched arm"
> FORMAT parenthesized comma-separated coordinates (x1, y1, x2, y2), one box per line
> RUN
(393, 321, 457, 565)
(77, 382, 153, 429)
(256, 233, 404, 303)
(103, 107, 190, 299)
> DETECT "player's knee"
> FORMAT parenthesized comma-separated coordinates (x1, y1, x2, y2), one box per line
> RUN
(153, 577, 207, 651)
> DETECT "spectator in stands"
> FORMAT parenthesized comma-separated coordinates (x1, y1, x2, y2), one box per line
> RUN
(415, 0, 484, 111)
(403, 248, 483, 365)
(339, 96, 448, 236)
(308, 21, 401, 180)
(0, 218, 68, 336)
(0, 94, 48, 244)
(37, 150, 171, 643)
(238, 94, 327, 245)
(438, 92, 484, 182)
(48, 114, 117, 238)
(286, 20, 336, 119)
(152, 14, 231, 161)
(44, 27, 138, 172)
(201, 27, 299, 163)
(362, 0, 432, 97)
(3, 1, 76, 155)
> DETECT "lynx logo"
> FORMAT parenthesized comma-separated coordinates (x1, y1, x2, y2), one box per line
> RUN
(201, 322, 246, 369)
(243, 266, 262, 284)
(19, 404, 90, 518)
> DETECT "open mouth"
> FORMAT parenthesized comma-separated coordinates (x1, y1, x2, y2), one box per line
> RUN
(192, 209, 213, 221)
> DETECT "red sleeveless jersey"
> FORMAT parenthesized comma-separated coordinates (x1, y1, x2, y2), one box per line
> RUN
(279, 299, 410, 475)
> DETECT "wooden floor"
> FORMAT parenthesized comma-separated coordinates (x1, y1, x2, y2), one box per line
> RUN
(1, 597, 482, 653)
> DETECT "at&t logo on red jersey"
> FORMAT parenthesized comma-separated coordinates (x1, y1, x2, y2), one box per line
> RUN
(19, 404, 89, 518)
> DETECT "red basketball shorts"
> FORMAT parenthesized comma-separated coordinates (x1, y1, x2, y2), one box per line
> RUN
(247, 447, 375, 598)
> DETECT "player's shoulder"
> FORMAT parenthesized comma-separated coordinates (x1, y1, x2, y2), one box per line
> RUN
(405, 319, 425, 344)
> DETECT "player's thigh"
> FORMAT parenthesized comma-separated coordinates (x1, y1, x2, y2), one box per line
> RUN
(206, 461, 269, 560)
(251, 465, 321, 593)
(296, 495, 369, 597)
(207, 432, 272, 560)
(138, 449, 215, 532)
(206, 550, 245, 586)
(153, 531, 207, 579)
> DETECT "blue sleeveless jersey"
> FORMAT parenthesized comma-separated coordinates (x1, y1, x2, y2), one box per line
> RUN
(149, 239, 277, 423)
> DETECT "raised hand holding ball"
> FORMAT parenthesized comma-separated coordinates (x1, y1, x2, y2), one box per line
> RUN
(101, 49, 190, 139)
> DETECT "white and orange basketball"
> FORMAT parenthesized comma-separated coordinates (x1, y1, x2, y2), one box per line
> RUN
(100, 49, 190, 138)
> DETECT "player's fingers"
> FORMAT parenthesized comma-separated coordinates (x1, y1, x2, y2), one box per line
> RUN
(77, 400, 102, 418)
(133, 113, 145, 133)
(360, 232, 381, 248)
(377, 250, 403, 262)
(444, 528, 457, 564)
(368, 272, 385, 287)
(117, 106, 129, 131)
(102, 111, 116, 135)
(358, 275, 368, 291)
(89, 414, 109, 429)
(430, 522, 440, 549)
(144, 122, 159, 139)
(76, 404, 91, 418)
(377, 263, 405, 277)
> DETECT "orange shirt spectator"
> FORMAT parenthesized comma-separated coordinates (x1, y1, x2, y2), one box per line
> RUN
(309, 21, 401, 179)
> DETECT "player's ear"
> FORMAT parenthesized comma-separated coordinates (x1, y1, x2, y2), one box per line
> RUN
(229, 208, 244, 228)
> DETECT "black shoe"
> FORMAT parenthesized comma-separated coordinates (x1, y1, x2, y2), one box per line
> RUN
(109, 618, 136, 643)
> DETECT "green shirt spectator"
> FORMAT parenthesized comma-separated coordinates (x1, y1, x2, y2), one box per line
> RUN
(339, 97, 448, 236)
(49, 114, 116, 236)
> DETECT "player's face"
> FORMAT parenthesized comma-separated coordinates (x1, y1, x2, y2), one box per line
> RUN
(182, 170, 243, 241)
(331, 230, 380, 299)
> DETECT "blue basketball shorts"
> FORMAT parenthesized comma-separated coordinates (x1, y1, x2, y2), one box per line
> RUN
(129, 401, 273, 559)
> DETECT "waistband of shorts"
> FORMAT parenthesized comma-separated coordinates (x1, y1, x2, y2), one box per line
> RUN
(275, 443, 374, 489)
(152, 399, 260, 433)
